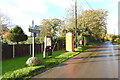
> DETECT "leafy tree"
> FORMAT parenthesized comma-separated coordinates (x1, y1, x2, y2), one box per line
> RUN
(65, 9, 108, 41)
(0, 10, 11, 35)
(0, 25, 9, 35)
(38, 18, 63, 42)
(40, 18, 62, 36)
(7, 25, 28, 44)
(78, 9, 108, 41)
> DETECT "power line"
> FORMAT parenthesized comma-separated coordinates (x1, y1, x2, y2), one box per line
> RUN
(84, 0, 93, 10)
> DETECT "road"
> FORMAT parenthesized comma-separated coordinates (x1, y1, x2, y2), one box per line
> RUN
(32, 41, 119, 79)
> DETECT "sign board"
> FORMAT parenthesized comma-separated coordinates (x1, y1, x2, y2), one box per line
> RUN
(29, 25, 40, 33)
(47, 37, 52, 46)
(44, 36, 52, 47)
(43, 36, 52, 58)
(29, 28, 40, 33)
(66, 32, 74, 52)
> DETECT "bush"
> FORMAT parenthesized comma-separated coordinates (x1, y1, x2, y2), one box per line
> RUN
(114, 38, 120, 44)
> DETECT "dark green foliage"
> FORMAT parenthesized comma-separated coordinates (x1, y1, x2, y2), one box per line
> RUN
(10, 25, 23, 34)
(7, 25, 28, 44)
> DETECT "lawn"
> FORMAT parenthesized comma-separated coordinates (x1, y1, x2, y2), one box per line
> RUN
(2, 50, 64, 74)
(2, 46, 85, 79)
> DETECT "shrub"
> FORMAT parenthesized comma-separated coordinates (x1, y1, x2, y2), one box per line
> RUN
(114, 38, 120, 44)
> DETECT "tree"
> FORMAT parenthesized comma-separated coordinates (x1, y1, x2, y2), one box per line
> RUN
(0, 10, 11, 35)
(0, 25, 9, 35)
(7, 25, 28, 44)
(78, 9, 107, 41)
(38, 18, 63, 42)
(40, 18, 62, 36)
(65, 9, 108, 41)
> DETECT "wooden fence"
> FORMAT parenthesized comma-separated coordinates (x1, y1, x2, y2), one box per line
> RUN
(2, 42, 65, 60)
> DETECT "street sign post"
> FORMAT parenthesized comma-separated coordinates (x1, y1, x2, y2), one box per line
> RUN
(26, 20, 41, 66)
(28, 20, 40, 57)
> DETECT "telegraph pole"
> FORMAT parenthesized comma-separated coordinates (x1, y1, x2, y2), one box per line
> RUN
(75, 0, 78, 48)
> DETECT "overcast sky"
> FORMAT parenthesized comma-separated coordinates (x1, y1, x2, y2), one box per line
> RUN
(0, 0, 119, 35)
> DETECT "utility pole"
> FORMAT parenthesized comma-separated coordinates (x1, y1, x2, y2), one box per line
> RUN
(75, 0, 78, 48)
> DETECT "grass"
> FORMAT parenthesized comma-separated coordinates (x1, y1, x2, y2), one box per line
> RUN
(2, 47, 85, 79)
(2, 50, 64, 74)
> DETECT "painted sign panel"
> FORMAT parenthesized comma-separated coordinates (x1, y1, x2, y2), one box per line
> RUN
(66, 32, 74, 52)
(29, 28, 40, 33)
(44, 36, 52, 47)
(43, 36, 52, 58)
(47, 37, 52, 46)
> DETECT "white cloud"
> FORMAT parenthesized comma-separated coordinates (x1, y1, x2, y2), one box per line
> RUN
(0, 0, 48, 35)
(10, 0, 47, 14)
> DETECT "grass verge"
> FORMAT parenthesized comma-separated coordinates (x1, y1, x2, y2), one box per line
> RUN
(2, 46, 86, 80)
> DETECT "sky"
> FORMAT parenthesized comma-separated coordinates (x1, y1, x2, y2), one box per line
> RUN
(0, 0, 119, 35)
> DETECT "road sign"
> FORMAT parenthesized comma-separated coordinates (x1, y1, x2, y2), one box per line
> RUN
(29, 28, 40, 33)
(34, 25, 40, 29)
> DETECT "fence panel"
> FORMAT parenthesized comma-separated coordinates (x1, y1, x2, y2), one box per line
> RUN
(15, 44, 30, 57)
(2, 41, 65, 59)
(2, 45, 13, 59)
(35, 44, 41, 54)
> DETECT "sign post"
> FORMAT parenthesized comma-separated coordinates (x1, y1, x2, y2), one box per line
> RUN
(26, 20, 41, 66)
(32, 33, 35, 57)
(29, 20, 40, 57)
(32, 20, 35, 57)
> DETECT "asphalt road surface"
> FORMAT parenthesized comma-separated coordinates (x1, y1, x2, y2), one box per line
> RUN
(32, 41, 119, 79)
